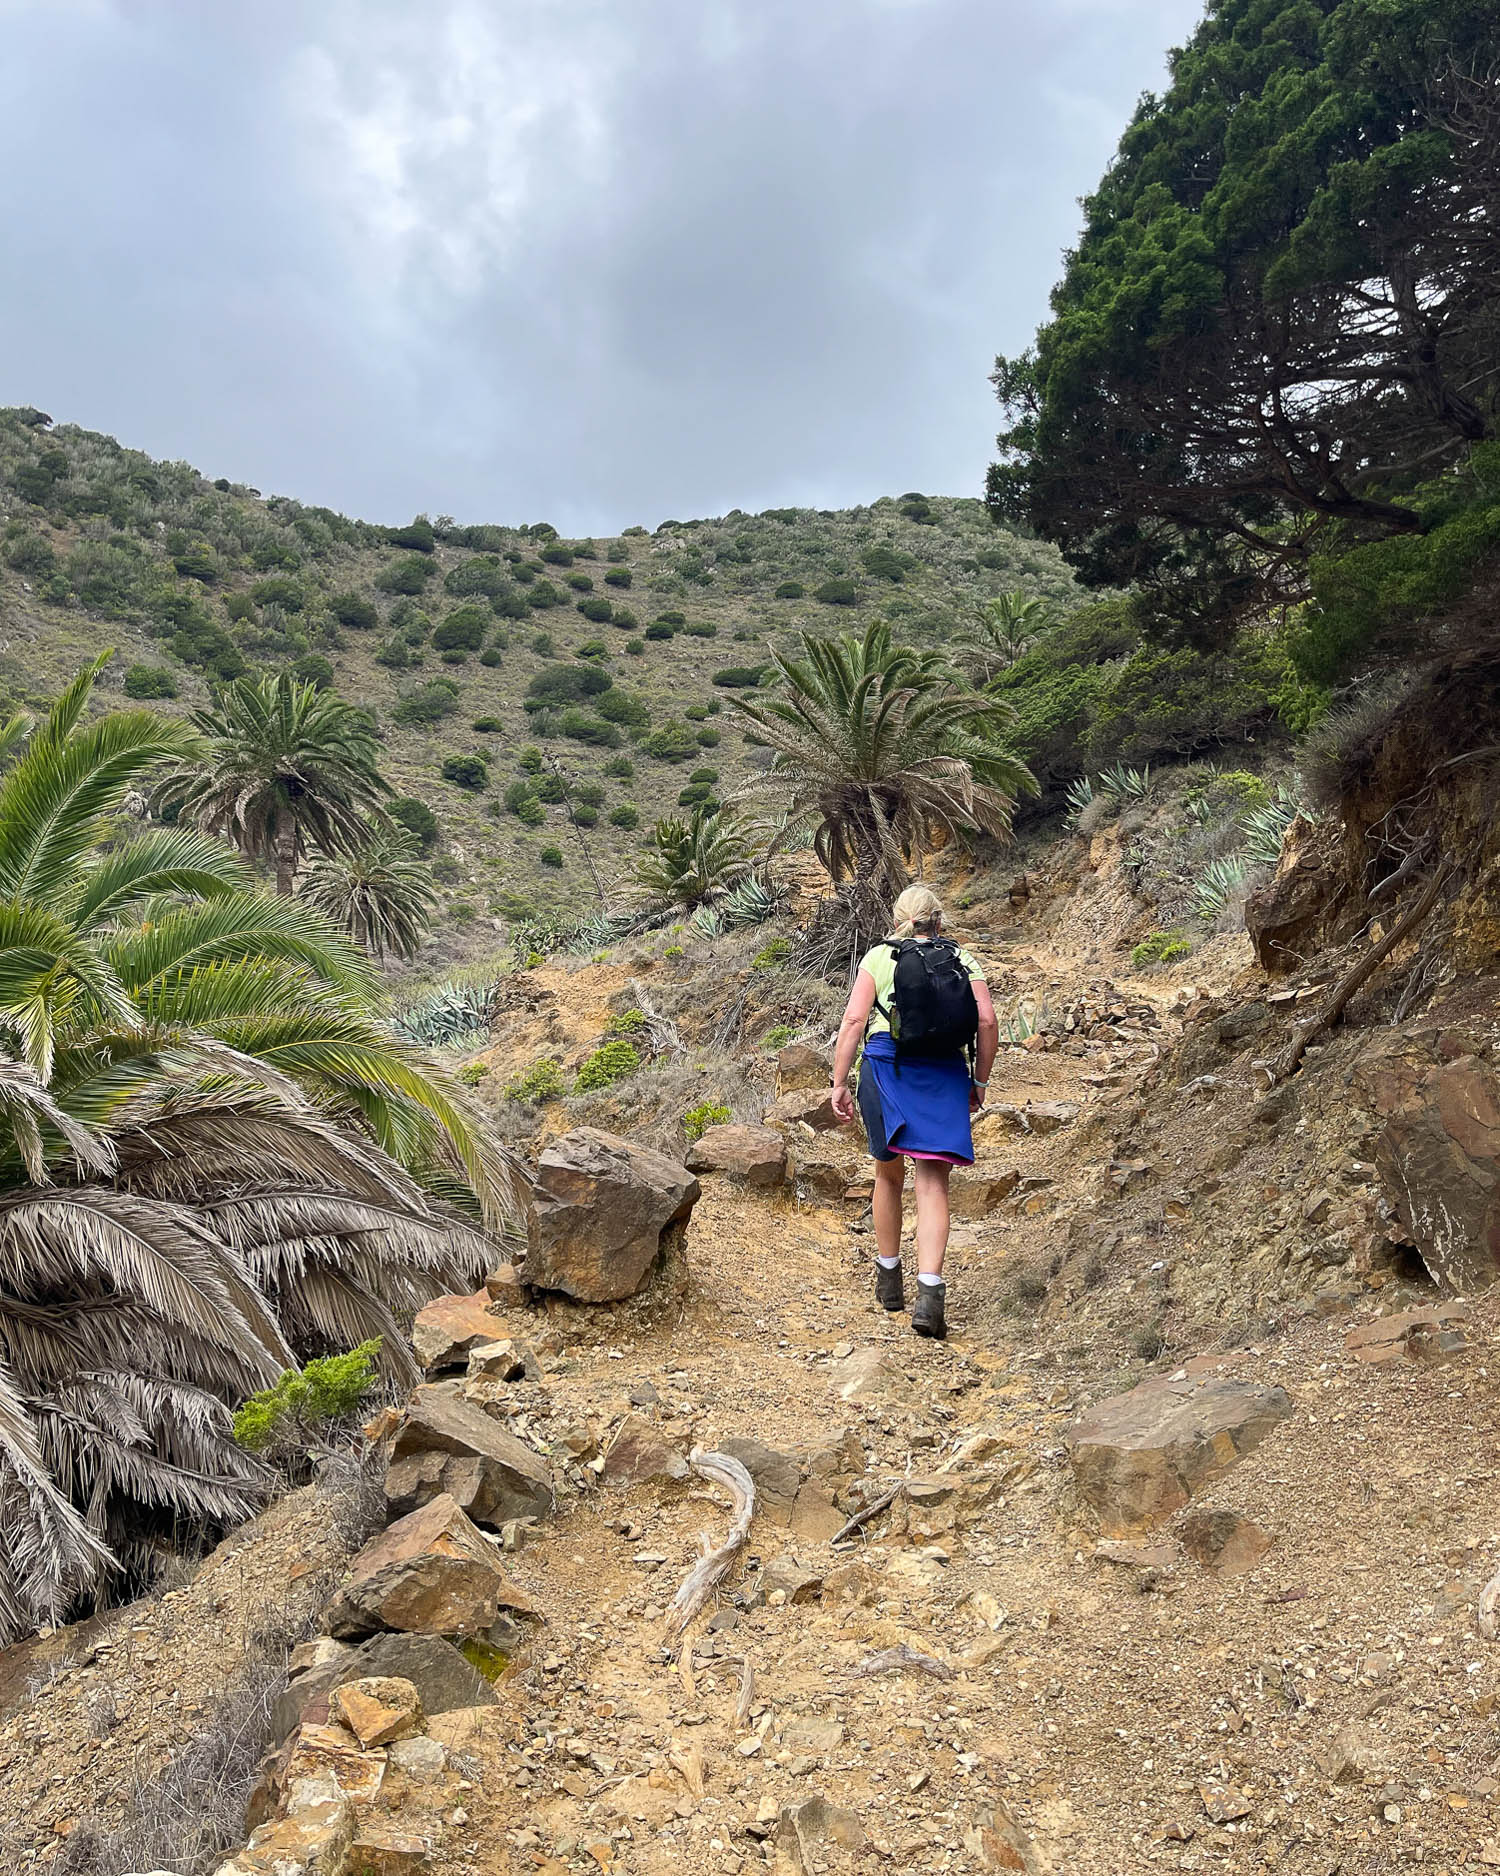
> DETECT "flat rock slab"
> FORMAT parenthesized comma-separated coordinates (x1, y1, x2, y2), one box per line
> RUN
(1176, 1508, 1273, 1575)
(829, 1347, 911, 1404)
(776, 1041, 831, 1094)
(764, 1088, 845, 1132)
(524, 1126, 700, 1302)
(325, 1491, 534, 1642)
(949, 1164, 1021, 1220)
(685, 1123, 787, 1186)
(1345, 1302, 1471, 1366)
(272, 1632, 500, 1743)
(602, 1413, 690, 1487)
(1067, 1375, 1292, 1535)
(386, 1383, 554, 1530)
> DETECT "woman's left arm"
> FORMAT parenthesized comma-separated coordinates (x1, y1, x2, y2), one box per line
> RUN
(971, 980, 999, 1107)
(830, 970, 877, 1122)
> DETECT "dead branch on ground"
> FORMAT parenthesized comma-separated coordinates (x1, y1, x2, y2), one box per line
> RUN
(663, 1449, 755, 1641)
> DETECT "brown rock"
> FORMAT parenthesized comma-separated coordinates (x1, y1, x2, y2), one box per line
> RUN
(410, 1289, 510, 1376)
(483, 1262, 523, 1301)
(324, 1492, 534, 1641)
(720, 1436, 802, 1523)
(829, 1347, 910, 1404)
(273, 1633, 500, 1740)
(791, 1151, 856, 1200)
(284, 1721, 387, 1802)
(774, 1793, 863, 1871)
(345, 1824, 434, 1874)
(788, 1481, 844, 1541)
(334, 1676, 424, 1748)
(465, 1337, 541, 1383)
(1345, 1302, 1471, 1366)
(1067, 1375, 1292, 1535)
(968, 1798, 1047, 1873)
(1317, 1721, 1388, 1783)
(602, 1413, 690, 1487)
(684, 1123, 787, 1186)
(1176, 1509, 1273, 1575)
(385, 1383, 554, 1529)
(1245, 814, 1341, 973)
(762, 1554, 823, 1603)
(764, 1087, 845, 1132)
(1354, 1039, 1500, 1291)
(1199, 1783, 1251, 1824)
(949, 1164, 1022, 1220)
(776, 1040, 831, 1094)
(523, 1127, 700, 1302)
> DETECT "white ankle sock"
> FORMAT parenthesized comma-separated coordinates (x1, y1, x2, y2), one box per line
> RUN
(917, 1272, 945, 1288)
(876, 1255, 901, 1270)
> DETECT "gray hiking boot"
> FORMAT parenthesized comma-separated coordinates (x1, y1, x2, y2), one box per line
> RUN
(911, 1281, 947, 1340)
(875, 1261, 905, 1312)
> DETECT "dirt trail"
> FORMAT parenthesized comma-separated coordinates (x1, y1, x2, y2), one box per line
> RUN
(410, 1008, 1500, 1876)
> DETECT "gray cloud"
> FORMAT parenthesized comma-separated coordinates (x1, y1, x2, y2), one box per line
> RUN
(0, 0, 1204, 531)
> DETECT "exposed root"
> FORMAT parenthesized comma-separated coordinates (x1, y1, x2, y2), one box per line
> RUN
(663, 1449, 755, 1641)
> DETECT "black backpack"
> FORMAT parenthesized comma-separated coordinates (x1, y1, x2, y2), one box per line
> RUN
(878, 938, 979, 1063)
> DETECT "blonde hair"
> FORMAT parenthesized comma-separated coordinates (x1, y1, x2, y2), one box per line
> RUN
(888, 884, 944, 940)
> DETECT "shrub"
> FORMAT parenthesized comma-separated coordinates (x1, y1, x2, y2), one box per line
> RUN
(774, 579, 805, 598)
(441, 753, 488, 790)
(375, 636, 412, 670)
(567, 572, 595, 592)
(685, 705, 709, 721)
(250, 576, 304, 612)
(233, 1340, 382, 1453)
(494, 590, 530, 620)
(604, 755, 634, 778)
(456, 1060, 490, 1088)
(3, 529, 55, 575)
(528, 579, 564, 610)
(540, 543, 574, 565)
(290, 653, 334, 690)
(690, 766, 720, 783)
(519, 746, 544, 773)
(531, 632, 555, 655)
(387, 517, 436, 553)
(664, 944, 684, 958)
(392, 679, 461, 727)
(172, 541, 218, 582)
(571, 804, 598, 827)
(815, 576, 857, 605)
(642, 722, 699, 763)
(558, 709, 621, 747)
(752, 937, 791, 970)
(224, 591, 257, 622)
(472, 715, 503, 732)
(685, 619, 717, 637)
(574, 782, 606, 807)
(712, 666, 762, 688)
(389, 796, 439, 850)
(644, 621, 677, 640)
(576, 638, 608, 659)
(505, 1057, 566, 1102)
(624, 638, 646, 656)
(376, 554, 434, 595)
(505, 780, 546, 824)
(574, 1039, 641, 1093)
(445, 555, 508, 597)
(577, 596, 613, 622)
(1131, 931, 1192, 967)
(611, 608, 638, 629)
(861, 543, 908, 582)
(527, 663, 611, 708)
(122, 663, 178, 699)
(683, 1100, 731, 1143)
(535, 772, 565, 803)
(609, 804, 640, 828)
(678, 782, 713, 806)
(696, 726, 720, 744)
(604, 567, 633, 588)
(597, 689, 650, 729)
(433, 607, 488, 652)
(540, 845, 564, 867)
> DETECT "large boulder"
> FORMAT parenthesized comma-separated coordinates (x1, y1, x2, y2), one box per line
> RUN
(385, 1383, 554, 1529)
(1353, 1032, 1500, 1291)
(323, 1492, 534, 1641)
(685, 1123, 787, 1186)
(1067, 1374, 1292, 1535)
(410, 1289, 511, 1376)
(1244, 814, 1343, 973)
(764, 1087, 844, 1132)
(523, 1127, 700, 1302)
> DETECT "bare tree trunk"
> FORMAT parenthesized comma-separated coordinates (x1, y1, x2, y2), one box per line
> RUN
(273, 803, 298, 897)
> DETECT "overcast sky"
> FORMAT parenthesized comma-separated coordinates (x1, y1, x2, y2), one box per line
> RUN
(0, 0, 1203, 534)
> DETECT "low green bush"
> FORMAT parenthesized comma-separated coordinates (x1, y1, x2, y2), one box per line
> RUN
(528, 580, 562, 610)
(574, 1038, 641, 1093)
(683, 1100, 730, 1143)
(441, 753, 489, 790)
(472, 715, 503, 732)
(577, 597, 613, 623)
(389, 796, 439, 850)
(774, 579, 804, 598)
(250, 576, 304, 612)
(643, 722, 699, 763)
(712, 666, 762, 688)
(540, 543, 574, 565)
(644, 621, 677, 641)
(505, 1057, 566, 1102)
(530, 632, 555, 655)
(752, 937, 791, 970)
(122, 663, 178, 699)
(3, 530, 55, 575)
(604, 755, 635, 778)
(392, 679, 461, 727)
(576, 638, 608, 659)
(376, 554, 435, 595)
(433, 607, 488, 652)
(445, 555, 509, 598)
(684, 619, 717, 637)
(519, 746, 544, 773)
(624, 638, 646, 656)
(540, 845, 564, 868)
(456, 1061, 490, 1087)
(388, 517, 436, 553)
(695, 727, 721, 747)
(290, 653, 334, 690)
(604, 567, 632, 588)
(1131, 931, 1192, 968)
(574, 782, 606, 807)
(815, 577, 857, 605)
(232, 1340, 381, 1453)
(567, 572, 594, 592)
(505, 780, 545, 825)
(609, 804, 640, 829)
(571, 803, 599, 827)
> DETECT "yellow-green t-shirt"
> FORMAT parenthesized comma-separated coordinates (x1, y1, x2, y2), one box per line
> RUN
(858, 940, 986, 1039)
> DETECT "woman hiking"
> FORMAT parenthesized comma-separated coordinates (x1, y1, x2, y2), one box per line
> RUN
(829, 886, 998, 1340)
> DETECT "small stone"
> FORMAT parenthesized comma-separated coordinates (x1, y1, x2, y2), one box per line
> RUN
(334, 1676, 424, 1749)
(388, 1735, 447, 1782)
(1199, 1783, 1251, 1823)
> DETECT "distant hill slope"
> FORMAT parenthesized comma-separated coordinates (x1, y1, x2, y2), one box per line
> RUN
(0, 407, 1074, 952)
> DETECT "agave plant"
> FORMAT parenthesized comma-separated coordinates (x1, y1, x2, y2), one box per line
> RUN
(1193, 854, 1252, 921)
(390, 978, 501, 1049)
(1063, 775, 1095, 828)
(302, 824, 437, 960)
(635, 805, 756, 911)
(721, 871, 786, 929)
(733, 622, 1035, 958)
(1097, 761, 1153, 803)
(0, 660, 516, 1644)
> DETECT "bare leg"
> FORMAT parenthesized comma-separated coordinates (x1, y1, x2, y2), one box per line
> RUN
(872, 1157, 906, 1262)
(911, 1160, 952, 1279)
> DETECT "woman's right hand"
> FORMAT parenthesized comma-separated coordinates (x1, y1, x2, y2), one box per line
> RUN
(830, 1081, 856, 1123)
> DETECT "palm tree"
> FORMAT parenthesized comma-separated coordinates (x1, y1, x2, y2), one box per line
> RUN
(161, 671, 391, 895)
(302, 824, 437, 959)
(635, 805, 756, 911)
(733, 622, 1035, 963)
(961, 591, 1056, 679)
(0, 659, 517, 1643)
